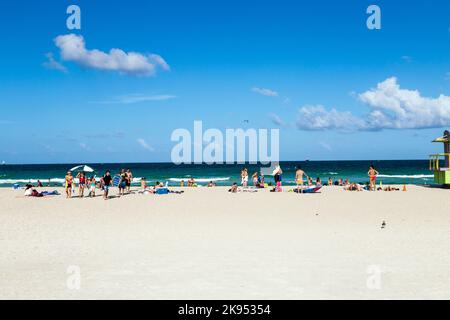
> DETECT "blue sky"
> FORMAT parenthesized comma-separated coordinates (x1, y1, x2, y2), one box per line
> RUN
(1, 0, 450, 164)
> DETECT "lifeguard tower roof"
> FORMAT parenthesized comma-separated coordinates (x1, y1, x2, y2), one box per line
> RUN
(432, 130, 449, 143)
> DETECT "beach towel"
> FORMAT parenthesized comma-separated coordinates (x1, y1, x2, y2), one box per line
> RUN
(155, 188, 169, 195)
(294, 186, 322, 194)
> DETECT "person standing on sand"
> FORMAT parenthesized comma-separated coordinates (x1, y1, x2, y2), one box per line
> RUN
(101, 171, 113, 200)
(76, 171, 86, 198)
(65, 171, 73, 198)
(273, 165, 283, 185)
(368, 165, 379, 191)
(241, 168, 248, 187)
(118, 169, 127, 196)
(126, 169, 133, 193)
(295, 166, 308, 192)
(252, 172, 258, 186)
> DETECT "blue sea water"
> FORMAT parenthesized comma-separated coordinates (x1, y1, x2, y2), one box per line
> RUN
(0, 160, 434, 187)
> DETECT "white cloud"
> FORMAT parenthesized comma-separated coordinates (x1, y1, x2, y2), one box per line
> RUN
(79, 142, 91, 151)
(296, 105, 366, 132)
(296, 77, 450, 131)
(96, 94, 176, 104)
(137, 138, 154, 151)
(42, 52, 67, 73)
(401, 55, 412, 63)
(319, 142, 332, 152)
(359, 77, 450, 129)
(269, 113, 285, 126)
(54, 34, 169, 76)
(252, 87, 278, 97)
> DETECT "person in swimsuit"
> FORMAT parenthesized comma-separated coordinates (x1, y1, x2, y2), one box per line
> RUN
(118, 169, 127, 196)
(101, 171, 113, 200)
(251, 172, 258, 186)
(241, 168, 248, 187)
(65, 171, 73, 198)
(368, 165, 379, 191)
(295, 166, 308, 193)
(76, 171, 86, 198)
(88, 177, 96, 197)
(126, 169, 133, 193)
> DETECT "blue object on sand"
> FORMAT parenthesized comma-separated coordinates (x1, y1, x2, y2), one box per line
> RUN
(302, 186, 322, 193)
(155, 188, 169, 195)
(112, 175, 121, 187)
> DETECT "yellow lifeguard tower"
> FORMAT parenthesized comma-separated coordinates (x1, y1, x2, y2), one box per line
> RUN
(429, 130, 450, 185)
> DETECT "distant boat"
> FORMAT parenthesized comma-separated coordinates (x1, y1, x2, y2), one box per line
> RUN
(1, 161, 5, 165)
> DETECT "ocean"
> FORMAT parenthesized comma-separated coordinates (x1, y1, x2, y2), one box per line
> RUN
(0, 160, 433, 187)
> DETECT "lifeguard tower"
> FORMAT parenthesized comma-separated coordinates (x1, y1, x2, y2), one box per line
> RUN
(429, 130, 450, 185)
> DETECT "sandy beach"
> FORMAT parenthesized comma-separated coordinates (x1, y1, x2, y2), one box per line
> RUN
(1, 185, 450, 300)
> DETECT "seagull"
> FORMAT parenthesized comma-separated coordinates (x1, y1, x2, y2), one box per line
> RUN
(381, 221, 386, 229)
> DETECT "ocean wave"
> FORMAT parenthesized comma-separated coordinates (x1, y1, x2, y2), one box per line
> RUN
(378, 174, 433, 179)
(0, 178, 66, 184)
(169, 177, 230, 183)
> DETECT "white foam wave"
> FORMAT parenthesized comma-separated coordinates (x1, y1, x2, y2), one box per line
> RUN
(169, 177, 230, 183)
(378, 174, 433, 179)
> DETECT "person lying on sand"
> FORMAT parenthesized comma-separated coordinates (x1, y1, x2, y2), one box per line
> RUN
(24, 184, 59, 197)
(344, 183, 363, 191)
(379, 186, 400, 191)
(229, 183, 238, 193)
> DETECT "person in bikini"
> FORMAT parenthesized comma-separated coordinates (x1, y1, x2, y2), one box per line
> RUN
(368, 165, 379, 191)
(65, 171, 73, 198)
(76, 171, 86, 198)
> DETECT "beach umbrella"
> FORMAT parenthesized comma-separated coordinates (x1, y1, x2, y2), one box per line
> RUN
(69, 165, 94, 173)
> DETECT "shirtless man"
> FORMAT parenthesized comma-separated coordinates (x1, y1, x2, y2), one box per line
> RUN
(368, 165, 379, 191)
(126, 168, 133, 193)
(295, 166, 309, 193)
(65, 171, 73, 198)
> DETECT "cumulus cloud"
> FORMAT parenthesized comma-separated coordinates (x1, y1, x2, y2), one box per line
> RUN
(296, 77, 450, 131)
(96, 94, 176, 104)
(42, 52, 67, 73)
(54, 34, 169, 76)
(296, 105, 366, 131)
(252, 87, 278, 97)
(137, 138, 154, 151)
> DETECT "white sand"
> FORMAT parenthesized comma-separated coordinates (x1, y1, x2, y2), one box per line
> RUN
(1, 185, 450, 299)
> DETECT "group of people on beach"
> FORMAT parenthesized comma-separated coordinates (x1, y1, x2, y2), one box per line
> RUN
(230, 164, 381, 193)
(57, 164, 382, 199)
(64, 169, 134, 200)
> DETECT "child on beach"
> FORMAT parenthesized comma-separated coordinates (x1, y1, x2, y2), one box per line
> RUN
(65, 171, 73, 198)
(316, 177, 322, 187)
(88, 177, 96, 197)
